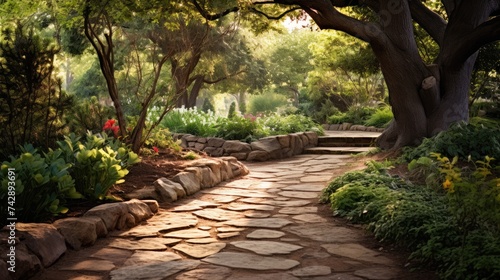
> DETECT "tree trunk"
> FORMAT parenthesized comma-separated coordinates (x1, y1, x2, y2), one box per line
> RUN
(187, 75, 204, 108)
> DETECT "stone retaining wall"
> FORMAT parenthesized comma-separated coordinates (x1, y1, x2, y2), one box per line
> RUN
(173, 131, 319, 161)
(0, 157, 248, 280)
(322, 123, 385, 132)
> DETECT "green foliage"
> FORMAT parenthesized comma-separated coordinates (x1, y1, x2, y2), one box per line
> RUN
(402, 122, 500, 163)
(0, 22, 72, 159)
(323, 155, 500, 279)
(55, 132, 140, 201)
(327, 105, 377, 125)
(247, 91, 289, 114)
(258, 113, 324, 136)
(161, 107, 220, 137)
(143, 127, 181, 151)
(228, 102, 237, 118)
(66, 96, 115, 135)
(161, 107, 323, 142)
(364, 106, 393, 128)
(0, 145, 81, 224)
(215, 116, 259, 142)
(201, 98, 215, 113)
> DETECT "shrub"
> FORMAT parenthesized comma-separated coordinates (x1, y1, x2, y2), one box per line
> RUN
(402, 122, 500, 163)
(228, 102, 237, 118)
(56, 132, 140, 201)
(214, 116, 259, 142)
(247, 92, 289, 114)
(161, 107, 219, 137)
(327, 105, 376, 125)
(0, 23, 71, 159)
(259, 113, 324, 136)
(364, 106, 393, 128)
(0, 145, 82, 224)
(66, 96, 115, 136)
(323, 155, 500, 279)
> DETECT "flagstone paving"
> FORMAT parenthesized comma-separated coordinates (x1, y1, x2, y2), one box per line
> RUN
(36, 154, 435, 280)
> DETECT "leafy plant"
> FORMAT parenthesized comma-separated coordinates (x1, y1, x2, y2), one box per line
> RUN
(0, 145, 81, 224)
(327, 105, 376, 125)
(403, 122, 500, 163)
(56, 132, 140, 201)
(66, 96, 115, 136)
(323, 154, 500, 279)
(247, 91, 289, 114)
(258, 113, 324, 136)
(215, 116, 259, 142)
(364, 106, 393, 128)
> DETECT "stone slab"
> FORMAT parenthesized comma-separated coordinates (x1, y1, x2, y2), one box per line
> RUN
(173, 243, 226, 259)
(164, 229, 211, 239)
(174, 266, 232, 280)
(124, 251, 182, 266)
(108, 238, 170, 251)
(285, 224, 361, 243)
(222, 218, 292, 229)
(193, 208, 243, 221)
(291, 265, 332, 277)
(321, 243, 394, 265)
(247, 229, 285, 239)
(110, 260, 200, 280)
(202, 252, 300, 270)
(278, 191, 319, 199)
(292, 214, 328, 223)
(230, 241, 302, 255)
(279, 206, 318, 215)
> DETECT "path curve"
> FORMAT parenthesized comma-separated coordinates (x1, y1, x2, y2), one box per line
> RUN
(37, 154, 434, 280)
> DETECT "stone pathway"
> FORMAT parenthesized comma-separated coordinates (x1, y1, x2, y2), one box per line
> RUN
(36, 154, 433, 280)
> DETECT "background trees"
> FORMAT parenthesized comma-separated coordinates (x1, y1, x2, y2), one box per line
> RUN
(193, 0, 500, 150)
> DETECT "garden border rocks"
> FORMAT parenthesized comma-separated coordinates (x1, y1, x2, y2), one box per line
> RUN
(0, 156, 248, 279)
(322, 123, 385, 132)
(173, 131, 319, 161)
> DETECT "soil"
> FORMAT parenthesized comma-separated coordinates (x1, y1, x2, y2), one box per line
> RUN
(57, 149, 201, 220)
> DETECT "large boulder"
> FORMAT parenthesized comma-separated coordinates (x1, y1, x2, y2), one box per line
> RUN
(53, 218, 97, 250)
(0, 230, 42, 279)
(16, 223, 66, 267)
(172, 172, 201, 195)
(251, 137, 282, 159)
(247, 151, 270, 162)
(124, 199, 154, 223)
(83, 203, 128, 231)
(154, 178, 186, 202)
(222, 141, 251, 154)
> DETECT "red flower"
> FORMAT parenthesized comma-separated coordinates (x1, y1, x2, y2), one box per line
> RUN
(152, 146, 159, 153)
(103, 119, 120, 138)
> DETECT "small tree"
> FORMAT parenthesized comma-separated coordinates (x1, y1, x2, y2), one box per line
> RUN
(0, 22, 71, 159)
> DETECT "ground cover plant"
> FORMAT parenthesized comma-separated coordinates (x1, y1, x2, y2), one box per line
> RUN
(321, 122, 500, 279)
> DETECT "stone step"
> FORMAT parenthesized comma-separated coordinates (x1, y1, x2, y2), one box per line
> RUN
(303, 146, 375, 155)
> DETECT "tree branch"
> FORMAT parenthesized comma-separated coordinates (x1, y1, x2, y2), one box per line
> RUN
(450, 15, 500, 65)
(203, 69, 246, 84)
(409, 0, 447, 46)
(249, 7, 301, 20)
(190, 0, 240, 21)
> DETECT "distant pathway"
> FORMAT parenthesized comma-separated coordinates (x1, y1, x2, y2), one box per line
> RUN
(37, 154, 433, 280)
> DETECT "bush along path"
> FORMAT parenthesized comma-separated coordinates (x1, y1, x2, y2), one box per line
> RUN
(36, 154, 435, 280)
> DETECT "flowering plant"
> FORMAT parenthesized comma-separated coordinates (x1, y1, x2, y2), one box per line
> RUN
(103, 119, 120, 138)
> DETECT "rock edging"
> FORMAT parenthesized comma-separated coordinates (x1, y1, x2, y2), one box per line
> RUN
(173, 131, 319, 161)
(126, 156, 249, 203)
(0, 157, 248, 280)
(322, 123, 385, 132)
